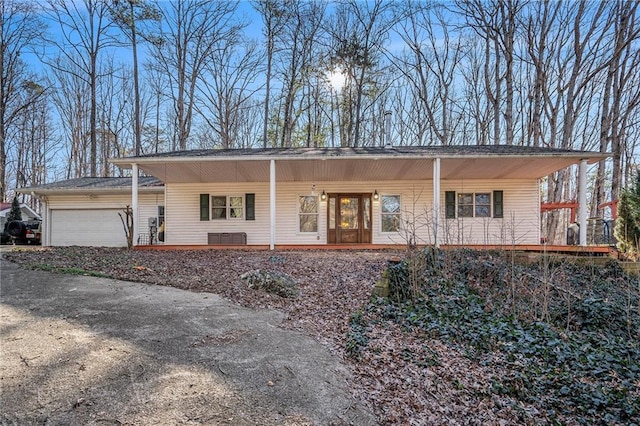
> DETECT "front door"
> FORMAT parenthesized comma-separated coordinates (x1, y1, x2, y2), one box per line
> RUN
(327, 194, 372, 244)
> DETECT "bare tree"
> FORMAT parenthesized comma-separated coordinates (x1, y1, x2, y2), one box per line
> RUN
(594, 0, 640, 208)
(456, 0, 523, 146)
(149, 0, 244, 150)
(96, 58, 132, 176)
(253, 0, 293, 148)
(144, 62, 169, 154)
(10, 80, 55, 200)
(393, 1, 465, 146)
(0, 0, 44, 201)
(43, 0, 117, 177)
(545, 1, 616, 240)
(197, 41, 264, 149)
(328, 0, 395, 147)
(523, 0, 561, 148)
(108, 0, 160, 156)
(49, 56, 91, 179)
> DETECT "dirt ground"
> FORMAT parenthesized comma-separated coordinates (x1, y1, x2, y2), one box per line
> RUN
(0, 255, 377, 425)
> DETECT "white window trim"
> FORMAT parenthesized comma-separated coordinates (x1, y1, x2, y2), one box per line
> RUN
(211, 195, 244, 221)
(297, 194, 319, 234)
(380, 194, 402, 234)
(457, 192, 491, 218)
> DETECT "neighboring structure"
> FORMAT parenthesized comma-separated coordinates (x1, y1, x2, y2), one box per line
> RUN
(22, 177, 164, 247)
(0, 202, 41, 230)
(21, 146, 608, 248)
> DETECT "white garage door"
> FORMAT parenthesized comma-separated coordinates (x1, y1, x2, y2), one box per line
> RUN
(50, 209, 127, 247)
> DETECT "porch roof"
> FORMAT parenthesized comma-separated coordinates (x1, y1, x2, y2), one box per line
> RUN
(110, 146, 608, 183)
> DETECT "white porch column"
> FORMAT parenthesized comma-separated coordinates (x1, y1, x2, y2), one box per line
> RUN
(270, 159, 276, 250)
(578, 159, 587, 246)
(433, 158, 441, 248)
(132, 163, 139, 247)
(42, 198, 50, 246)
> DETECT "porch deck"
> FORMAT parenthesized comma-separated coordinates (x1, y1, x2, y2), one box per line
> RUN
(135, 243, 618, 257)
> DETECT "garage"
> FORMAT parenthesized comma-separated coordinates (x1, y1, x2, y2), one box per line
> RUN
(50, 209, 127, 247)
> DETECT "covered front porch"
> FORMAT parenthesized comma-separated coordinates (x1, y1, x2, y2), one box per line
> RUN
(110, 146, 608, 249)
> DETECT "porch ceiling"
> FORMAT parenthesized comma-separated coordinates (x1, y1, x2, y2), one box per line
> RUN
(135, 156, 584, 183)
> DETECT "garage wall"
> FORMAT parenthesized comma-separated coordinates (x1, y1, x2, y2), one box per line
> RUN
(44, 192, 164, 247)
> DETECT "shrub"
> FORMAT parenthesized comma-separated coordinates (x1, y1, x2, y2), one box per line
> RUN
(615, 171, 640, 258)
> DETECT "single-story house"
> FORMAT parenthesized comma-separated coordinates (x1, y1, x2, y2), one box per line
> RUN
(22, 146, 608, 248)
(0, 202, 41, 230)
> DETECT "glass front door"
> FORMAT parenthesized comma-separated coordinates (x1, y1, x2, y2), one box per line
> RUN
(327, 194, 372, 244)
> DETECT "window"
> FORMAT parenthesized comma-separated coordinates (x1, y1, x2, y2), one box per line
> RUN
(381, 195, 401, 232)
(201, 193, 254, 221)
(458, 192, 491, 218)
(158, 206, 165, 228)
(229, 196, 243, 218)
(211, 195, 243, 220)
(446, 191, 502, 218)
(457, 193, 474, 217)
(299, 195, 318, 232)
(474, 193, 491, 217)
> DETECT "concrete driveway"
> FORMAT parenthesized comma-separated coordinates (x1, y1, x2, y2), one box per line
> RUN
(0, 257, 375, 425)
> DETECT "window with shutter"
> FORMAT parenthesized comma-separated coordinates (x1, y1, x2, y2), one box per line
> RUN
(493, 191, 503, 218)
(445, 191, 456, 218)
(200, 194, 209, 221)
(246, 193, 255, 220)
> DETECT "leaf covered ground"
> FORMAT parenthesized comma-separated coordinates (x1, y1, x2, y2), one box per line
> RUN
(5, 247, 639, 425)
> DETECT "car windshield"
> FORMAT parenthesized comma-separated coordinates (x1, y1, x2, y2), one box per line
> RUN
(25, 222, 40, 230)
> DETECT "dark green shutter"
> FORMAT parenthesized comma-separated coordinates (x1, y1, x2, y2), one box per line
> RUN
(200, 194, 210, 221)
(493, 191, 503, 218)
(246, 193, 255, 221)
(445, 191, 456, 218)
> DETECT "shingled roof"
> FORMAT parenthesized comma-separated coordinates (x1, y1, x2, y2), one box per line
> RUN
(18, 176, 163, 193)
(115, 145, 605, 161)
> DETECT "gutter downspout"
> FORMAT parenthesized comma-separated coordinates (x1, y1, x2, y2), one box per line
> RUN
(270, 160, 276, 250)
(578, 159, 587, 247)
(433, 158, 441, 248)
(132, 163, 139, 247)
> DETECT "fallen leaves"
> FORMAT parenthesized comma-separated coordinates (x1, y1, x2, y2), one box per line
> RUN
(133, 265, 152, 272)
(4, 247, 526, 424)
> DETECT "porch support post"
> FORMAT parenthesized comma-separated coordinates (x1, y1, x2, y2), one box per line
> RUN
(132, 163, 139, 247)
(270, 159, 276, 250)
(42, 198, 50, 246)
(433, 158, 441, 248)
(578, 159, 588, 246)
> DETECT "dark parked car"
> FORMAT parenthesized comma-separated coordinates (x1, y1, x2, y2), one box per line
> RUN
(3, 220, 42, 245)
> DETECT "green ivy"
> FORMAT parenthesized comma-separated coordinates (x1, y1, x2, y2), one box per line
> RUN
(348, 249, 640, 424)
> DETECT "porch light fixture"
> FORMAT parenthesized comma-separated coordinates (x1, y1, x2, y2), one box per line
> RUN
(321, 190, 327, 201)
(373, 190, 379, 201)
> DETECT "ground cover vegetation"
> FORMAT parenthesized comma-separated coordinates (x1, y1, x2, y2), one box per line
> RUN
(349, 249, 640, 424)
(5, 247, 639, 425)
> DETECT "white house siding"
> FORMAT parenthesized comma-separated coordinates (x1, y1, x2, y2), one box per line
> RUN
(44, 193, 163, 247)
(164, 179, 540, 246)
(164, 183, 271, 245)
(440, 179, 540, 246)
